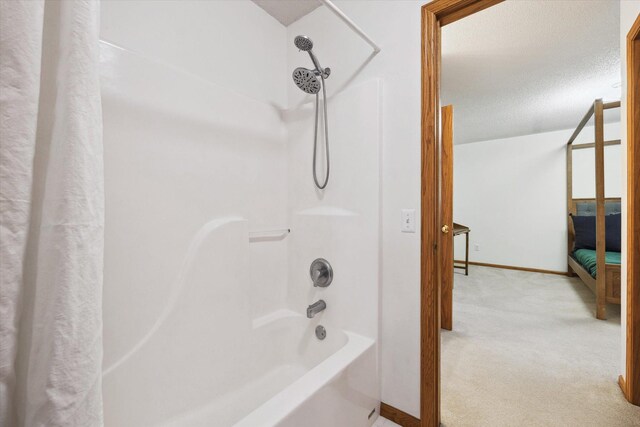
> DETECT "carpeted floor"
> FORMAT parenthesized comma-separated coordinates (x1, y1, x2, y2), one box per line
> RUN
(441, 266, 640, 427)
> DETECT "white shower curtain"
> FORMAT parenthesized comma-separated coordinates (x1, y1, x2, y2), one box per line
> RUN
(0, 1, 104, 426)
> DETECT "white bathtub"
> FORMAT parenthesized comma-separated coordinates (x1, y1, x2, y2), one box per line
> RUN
(104, 310, 377, 427)
(162, 313, 377, 427)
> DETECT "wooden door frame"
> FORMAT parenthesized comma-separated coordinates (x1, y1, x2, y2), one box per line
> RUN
(440, 105, 454, 331)
(622, 12, 640, 407)
(420, 2, 503, 425)
(420, 3, 640, 426)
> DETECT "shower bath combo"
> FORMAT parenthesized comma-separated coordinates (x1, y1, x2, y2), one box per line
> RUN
(91, 2, 382, 425)
(292, 35, 331, 190)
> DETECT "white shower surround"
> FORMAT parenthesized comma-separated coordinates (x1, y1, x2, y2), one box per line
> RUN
(100, 1, 381, 425)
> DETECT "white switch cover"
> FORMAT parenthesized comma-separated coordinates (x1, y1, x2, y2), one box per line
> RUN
(401, 209, 416, 233)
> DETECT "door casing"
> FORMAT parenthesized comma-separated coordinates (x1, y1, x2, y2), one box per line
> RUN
(621, 12, 640, 407)
(440, 105, 454, 331)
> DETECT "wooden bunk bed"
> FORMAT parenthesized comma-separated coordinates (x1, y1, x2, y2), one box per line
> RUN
(566, 99, 622, 320)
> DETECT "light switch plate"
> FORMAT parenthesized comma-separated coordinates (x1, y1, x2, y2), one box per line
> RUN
(401, 209, 416, 233)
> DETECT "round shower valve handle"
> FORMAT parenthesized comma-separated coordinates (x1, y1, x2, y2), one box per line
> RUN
(310, 258, 333, 288)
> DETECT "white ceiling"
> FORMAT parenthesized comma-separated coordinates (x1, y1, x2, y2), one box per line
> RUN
(252, 0, 321, 26)
(442, 0, 621, 144)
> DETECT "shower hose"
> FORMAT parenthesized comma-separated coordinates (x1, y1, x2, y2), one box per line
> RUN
(313, 74, 329, 189)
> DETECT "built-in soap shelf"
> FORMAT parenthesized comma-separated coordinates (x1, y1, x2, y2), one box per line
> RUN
(248, 228, 290, 242)
(251, 309, 302, 329)
(295, 206, 358, 217)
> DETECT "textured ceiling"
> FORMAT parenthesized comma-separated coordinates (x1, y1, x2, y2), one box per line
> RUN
(442, 0, 620, 144)
(252, 0, 321, 26)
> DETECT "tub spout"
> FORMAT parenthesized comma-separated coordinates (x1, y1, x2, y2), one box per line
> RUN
(307, 300, 326, 318)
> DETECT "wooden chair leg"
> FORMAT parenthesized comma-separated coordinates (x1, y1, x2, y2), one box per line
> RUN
(465, 232, 469, 276)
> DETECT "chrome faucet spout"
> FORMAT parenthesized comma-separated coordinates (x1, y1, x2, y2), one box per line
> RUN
(307, 300, 326, 318)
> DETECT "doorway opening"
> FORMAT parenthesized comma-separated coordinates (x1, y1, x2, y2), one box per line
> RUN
(420, 2, 640, 426)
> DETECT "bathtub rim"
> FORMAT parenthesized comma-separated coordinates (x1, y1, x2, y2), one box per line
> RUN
(232, 329, 375, 427)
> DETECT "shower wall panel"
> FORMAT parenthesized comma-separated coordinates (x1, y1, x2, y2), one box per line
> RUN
(100, 5, 290, 423)
(284, 78, 381, 366)
(101, 0, 288, 107)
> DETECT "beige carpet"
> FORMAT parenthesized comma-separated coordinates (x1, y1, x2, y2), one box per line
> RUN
(441, 266, 640, 427)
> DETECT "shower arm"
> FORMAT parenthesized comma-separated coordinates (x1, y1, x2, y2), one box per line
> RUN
(307, 50, 330, 78)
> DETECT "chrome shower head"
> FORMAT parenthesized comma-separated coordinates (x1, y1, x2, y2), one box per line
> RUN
(293, 35, 329, 81)
(292, 67, 321, 94)
(294, 35, 313, 51)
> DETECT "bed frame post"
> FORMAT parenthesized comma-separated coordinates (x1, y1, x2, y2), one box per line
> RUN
(594, 99, 607, 320)
(566, 143, 575, 276)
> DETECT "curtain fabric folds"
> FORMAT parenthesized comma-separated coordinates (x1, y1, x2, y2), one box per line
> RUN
(0, 1, 104, 425)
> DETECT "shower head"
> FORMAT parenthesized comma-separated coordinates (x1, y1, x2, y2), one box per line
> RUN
(293, 35, 329, 80)
(292, 35, 331, 190)
(294, 35, 314, 51)
(292, 67, 321, 94)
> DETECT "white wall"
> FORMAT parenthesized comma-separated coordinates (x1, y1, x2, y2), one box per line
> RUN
(287, 1, 424, 416)
(620, 0, 640, 379)
(453, 123, 621, 272)
(573, 143, 622, 198)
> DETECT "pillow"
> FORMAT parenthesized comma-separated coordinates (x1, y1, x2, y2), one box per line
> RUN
(606, 213, 621, 252)
(570, 213, 621, 252)
(571, 215, 596, 250)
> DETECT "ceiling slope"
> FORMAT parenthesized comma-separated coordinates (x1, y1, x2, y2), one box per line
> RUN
(252, 0, 321, 26)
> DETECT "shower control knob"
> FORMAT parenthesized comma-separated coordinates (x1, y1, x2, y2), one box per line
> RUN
(310, 258, 333, 288)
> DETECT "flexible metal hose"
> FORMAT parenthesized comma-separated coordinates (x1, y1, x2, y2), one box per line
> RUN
(312, 74, 329, 189)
